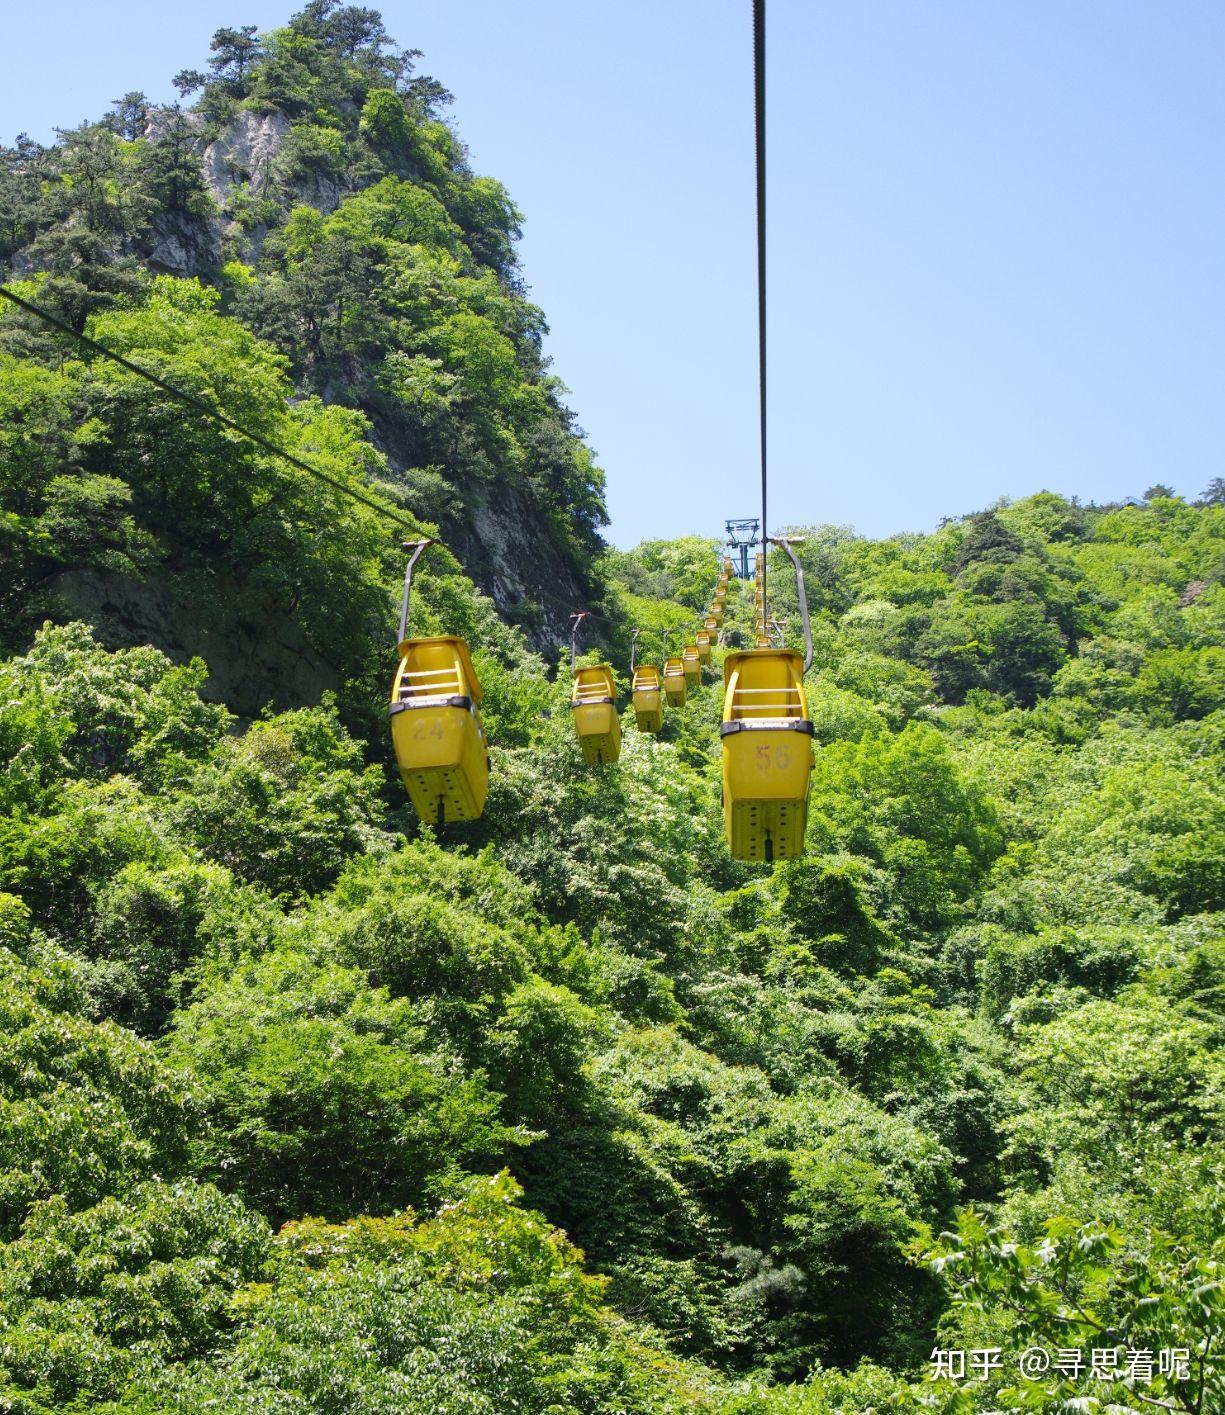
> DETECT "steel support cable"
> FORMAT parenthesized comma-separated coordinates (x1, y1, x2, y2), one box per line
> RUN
(0, 283, 421, 531)
(0, 283, 617, 628)
(753, 0, 768, 617)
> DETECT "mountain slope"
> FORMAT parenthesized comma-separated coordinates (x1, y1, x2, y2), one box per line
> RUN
(1, 2, 610, 693)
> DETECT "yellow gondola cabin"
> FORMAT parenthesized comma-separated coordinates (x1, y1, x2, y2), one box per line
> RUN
(696, 629, 712, 662)
(682, 642, 701, 682)
(720, 648, 814, 863)
(391, 636, 490, 824)
(572, 663, 622, 764)
(663, 656, 688, 706)
(631, 663, 664, 732)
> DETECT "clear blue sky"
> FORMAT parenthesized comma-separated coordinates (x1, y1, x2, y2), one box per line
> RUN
(4, 1, 1223, 547)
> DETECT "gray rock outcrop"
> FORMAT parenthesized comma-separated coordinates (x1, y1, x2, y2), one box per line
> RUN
(202, 110, 291, 203)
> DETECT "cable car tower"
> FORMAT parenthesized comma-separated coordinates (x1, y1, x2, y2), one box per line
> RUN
(724, 517, 761, 580)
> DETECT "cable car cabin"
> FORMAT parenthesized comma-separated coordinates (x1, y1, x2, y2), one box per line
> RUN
(716, 576, 729, 593)
(682, 643, 701, 682)
(721, 648, 814, 863)
(695, 629, 712, 663)
(723, 557, 735, 577)
(708, 602, 725, 625)
(631, 664, 664, 733)
(755, 633, 773, 648)
(391, 636, 489, 824)
(704, 616, 719, 634)
(663, 656, 688, 706)
(571, 664, 621, 764)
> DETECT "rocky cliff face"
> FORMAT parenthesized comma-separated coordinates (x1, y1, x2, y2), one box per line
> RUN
(143, 210, 223, 277)
(50, 567, 340, 718)
(201, 110, 291, 204)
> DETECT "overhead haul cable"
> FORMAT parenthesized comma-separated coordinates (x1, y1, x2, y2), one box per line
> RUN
(0, 283, 419, 532)
(753, 0, 768, 614)
(0, 282, 612, 626)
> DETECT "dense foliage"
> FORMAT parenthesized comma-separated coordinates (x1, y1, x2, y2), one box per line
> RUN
(2, 6, 1223, 1411)
(0, 492, 1219, 1412)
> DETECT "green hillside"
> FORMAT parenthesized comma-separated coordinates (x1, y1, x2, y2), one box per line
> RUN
(1, 7, 1223, 1412)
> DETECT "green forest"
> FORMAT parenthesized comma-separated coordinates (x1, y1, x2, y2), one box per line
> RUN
(0, 6, 1222, 1411)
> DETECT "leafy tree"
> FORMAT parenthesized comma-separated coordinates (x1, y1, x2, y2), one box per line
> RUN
(107, 91, 150, 140)
(5, 622, 227, 789)
(89, 858, 272, 1033)
(0, 136, 47, 262)
(1003, 995, 1221, 1187)
(172, 68, 208, 99)
(126, 1173, 709, 1413)
(138, 108, 213, 219)
(807, 724, 1004, 929)
(0, 1181, 269, 1412)
(208, 25, 263, 92)
(0, 947, 193, 1239)
(1133, 644, 1225, 722)
(924, 1209, 1224, 1413)
(169, 704, 384, 899)
(359, 86, 412, 151)
(164, 945, 520, 1221)
(950, 510, 1025, 572)
(976, 923, 1140, 1017)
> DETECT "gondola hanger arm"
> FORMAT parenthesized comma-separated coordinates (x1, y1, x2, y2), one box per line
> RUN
(397, 538, 437, 645)
(769, 536, 813, 672)
(569, 611, 588, 672)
